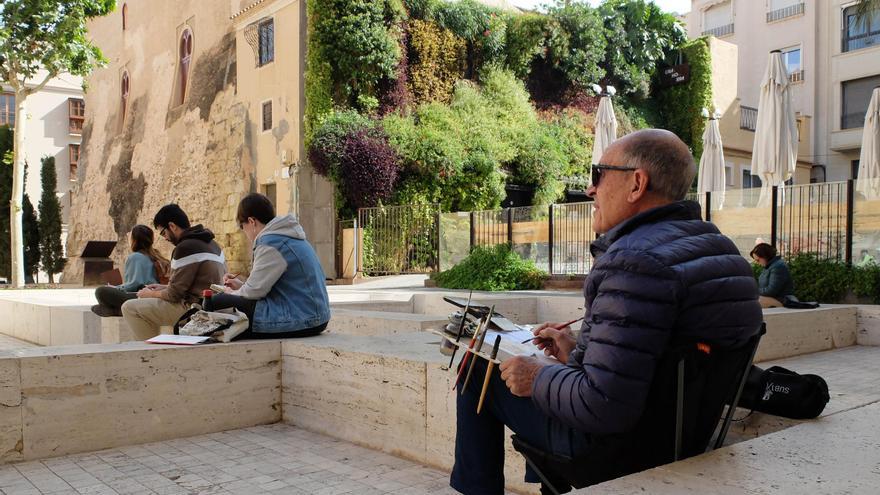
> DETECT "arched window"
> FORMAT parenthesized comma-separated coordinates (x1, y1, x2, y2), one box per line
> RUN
(178, 29, 193, 105)
(122, 3, 127, 30)
(121, 71, 130, 124)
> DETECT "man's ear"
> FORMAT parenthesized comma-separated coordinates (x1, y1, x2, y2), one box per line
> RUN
(627, 169, 651, 203)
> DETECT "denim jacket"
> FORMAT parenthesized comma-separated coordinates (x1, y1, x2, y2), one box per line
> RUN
(236, 215, 330, 333)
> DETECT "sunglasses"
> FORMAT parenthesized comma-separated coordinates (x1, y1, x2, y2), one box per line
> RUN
(591, 164, 640, 188)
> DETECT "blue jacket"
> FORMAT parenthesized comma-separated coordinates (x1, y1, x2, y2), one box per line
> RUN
(531, 201, 762, 435)
(236, 215, 330, 333)
(117, 251, 158, 292)
(757, 256, 794, 299)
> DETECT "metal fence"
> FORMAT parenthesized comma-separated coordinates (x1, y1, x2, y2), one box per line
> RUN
(340, 180, 880, 277)
(356, 203, 440, 275)
(777, 182, 848, 262)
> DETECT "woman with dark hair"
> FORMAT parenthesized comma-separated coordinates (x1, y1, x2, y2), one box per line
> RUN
(207, 192, 330, 339)
(91, 225, 171, 317)
(750, 242, 794, 308)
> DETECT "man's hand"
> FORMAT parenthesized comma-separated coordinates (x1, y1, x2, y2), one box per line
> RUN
(499, 356, 543, 397)
(137, 288, 161, 299)
(223, 274, 243, 290)
(530, 323, 577, 363)
(144, 284, 166, 291)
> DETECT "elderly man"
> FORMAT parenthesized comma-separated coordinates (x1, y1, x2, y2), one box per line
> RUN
(450, 129, 762, 494)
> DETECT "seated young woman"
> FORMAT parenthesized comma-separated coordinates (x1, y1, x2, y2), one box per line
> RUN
(750, 242, 795, 308)
(207, 193, 330, 339)
(92, 225, 170, 317)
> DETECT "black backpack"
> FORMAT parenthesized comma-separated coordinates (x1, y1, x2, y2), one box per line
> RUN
(738, 365, 830, 419)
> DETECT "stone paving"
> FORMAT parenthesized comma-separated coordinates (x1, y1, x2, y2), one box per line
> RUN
(0, 424, 490, 495)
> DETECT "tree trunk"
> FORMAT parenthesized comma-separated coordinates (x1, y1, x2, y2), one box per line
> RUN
(10, 91, 27, 288)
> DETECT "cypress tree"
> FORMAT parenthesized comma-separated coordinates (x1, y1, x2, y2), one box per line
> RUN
(38, 156, 65, 283)
(22, 193, 39, 283)
(0, 126, 12, 281)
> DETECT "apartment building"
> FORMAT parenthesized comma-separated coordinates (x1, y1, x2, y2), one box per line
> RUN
(685, 0, 880, 186)
(1, 72, 84, 260)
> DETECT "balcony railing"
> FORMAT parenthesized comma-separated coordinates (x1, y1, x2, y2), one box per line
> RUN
(702, 23, 734, 37)
(740, 105, 758, 131)
(842, 31, 880, 52)
(767, 2, 805, 23)
(789, 69, 804, 83)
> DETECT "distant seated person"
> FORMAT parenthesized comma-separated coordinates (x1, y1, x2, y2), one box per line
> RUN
(206, 193, 330, 339)
(121, 204, 226, 340)
(91, 225, 170, 317)
(750, 242, 794, 308)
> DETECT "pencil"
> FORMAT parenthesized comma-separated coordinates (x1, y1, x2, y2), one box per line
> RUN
(520, 316, 585, 344)
(477, 335, 502, 414)
(447, 290, 474, 369)
(461, 305, 494, 393)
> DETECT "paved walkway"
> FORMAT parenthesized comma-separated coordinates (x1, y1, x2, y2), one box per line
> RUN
(0, 424, 484, 495)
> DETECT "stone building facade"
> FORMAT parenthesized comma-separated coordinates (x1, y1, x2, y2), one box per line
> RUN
(64, 0, 335, 283)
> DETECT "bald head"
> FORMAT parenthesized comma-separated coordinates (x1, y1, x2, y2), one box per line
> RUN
(605, 129, 697, 201)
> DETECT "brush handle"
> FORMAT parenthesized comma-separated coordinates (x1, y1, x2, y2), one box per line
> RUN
(477, 361, 495, 414)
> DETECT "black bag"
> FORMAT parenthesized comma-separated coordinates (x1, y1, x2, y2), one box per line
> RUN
(738, 365, 830, 419)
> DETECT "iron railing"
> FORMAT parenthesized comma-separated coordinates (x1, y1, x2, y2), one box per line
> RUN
(703, 23, 734, 37)
(740, 105, 758, 131)
(767, 2, 805, 23)
(340, 181, 880, 278)
(789, 70, 804, 83)
(356, 203, 440, 275)
(776, 182, 848, 262)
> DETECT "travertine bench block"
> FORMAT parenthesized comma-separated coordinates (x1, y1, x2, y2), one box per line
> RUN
(0, 341, 281, 463)
(757, 306, 858, 361)
(327, 309, 448, 336)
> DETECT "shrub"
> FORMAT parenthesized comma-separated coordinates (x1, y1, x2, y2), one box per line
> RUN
(310, 0, 403, 107)
(544, 2, 606, 90)
(598, 0, 686, 98)
(408, 19, 467, 104)
(338, 129, 400, 211)
(505, 13, 548, 79)
(378, 27, 412, 114)
(308, 110, 374, 177)
(432, 244, 548, 291)
(308, 111, 399, 215)
(654, 37, 712, 160)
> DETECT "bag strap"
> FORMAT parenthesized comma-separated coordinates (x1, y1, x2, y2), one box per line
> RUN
(173, 307, 201, 335)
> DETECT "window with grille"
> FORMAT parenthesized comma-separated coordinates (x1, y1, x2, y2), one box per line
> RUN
(843, 5, 880, 52)
(262, 101, 272, 132)
(178, 29, 193, 105)
(258, 19, 274, 66)
(69, 144, 80, 180)
(0, 93, 14, 126)
(69, 98, 85, 134)
(781, 46, 803, 82)
(122, 3, 127, 30)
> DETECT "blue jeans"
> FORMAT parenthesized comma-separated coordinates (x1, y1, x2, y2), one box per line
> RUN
(450, 359, 590, 495)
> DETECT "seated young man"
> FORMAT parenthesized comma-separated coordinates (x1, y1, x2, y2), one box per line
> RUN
(451, 130, 763, 494)
(121, 204, 226, 340)
(207, 193, 330, 339)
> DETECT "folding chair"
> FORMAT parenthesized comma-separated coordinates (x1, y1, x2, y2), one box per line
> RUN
(512, 323, 767, 495)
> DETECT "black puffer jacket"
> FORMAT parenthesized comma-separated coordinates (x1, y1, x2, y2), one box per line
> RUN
(531, 201, 762, 435)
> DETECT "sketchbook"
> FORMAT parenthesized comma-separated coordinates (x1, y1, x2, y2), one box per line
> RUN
(146, 334, 213, 345)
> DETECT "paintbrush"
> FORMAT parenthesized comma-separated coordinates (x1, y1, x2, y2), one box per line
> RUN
(447, 290, 473, 369)
(477, 335, 502, 414)
(461, 305, 494, 393)
(452, 314, 485, 391)
(520, 316, 585, 344)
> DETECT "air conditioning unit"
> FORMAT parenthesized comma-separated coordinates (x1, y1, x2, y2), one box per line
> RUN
(280, 149, 294, 165)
